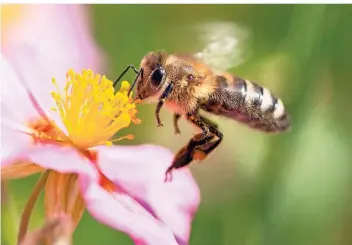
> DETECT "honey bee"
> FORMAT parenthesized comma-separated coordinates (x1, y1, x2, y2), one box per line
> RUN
(113, 50, 291, 182)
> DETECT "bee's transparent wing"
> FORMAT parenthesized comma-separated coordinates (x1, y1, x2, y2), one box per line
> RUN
(193, 21, 252, 72)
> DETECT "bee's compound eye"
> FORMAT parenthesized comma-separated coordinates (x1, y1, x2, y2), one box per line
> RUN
(150, 68, 165, 87)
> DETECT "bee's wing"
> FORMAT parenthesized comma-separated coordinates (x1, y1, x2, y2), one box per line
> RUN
(193, 21, 252, 72)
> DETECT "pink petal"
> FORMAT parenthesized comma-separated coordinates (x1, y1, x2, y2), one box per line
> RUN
(2, 5, 106, 132)
(80, 176, 179, 245)
(3, 144, 97, 180)
(1, 54, 39, 124)
(0, 54, 69, 165)
(0, 122, 33, 167)
(91, 144, 200, 244)
(0, 54, 40, 164)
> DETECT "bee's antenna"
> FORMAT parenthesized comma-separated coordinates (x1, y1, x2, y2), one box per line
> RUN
(128, 68, 143, 96)
(113, 64, 139, 88)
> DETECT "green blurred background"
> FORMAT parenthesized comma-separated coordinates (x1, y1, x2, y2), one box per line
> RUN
(3, 4, 352, 245)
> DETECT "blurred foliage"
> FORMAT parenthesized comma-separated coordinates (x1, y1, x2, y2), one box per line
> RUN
(2, 4, 352, 245)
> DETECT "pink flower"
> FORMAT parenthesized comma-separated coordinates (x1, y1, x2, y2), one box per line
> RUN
(1, 4, 200, 245)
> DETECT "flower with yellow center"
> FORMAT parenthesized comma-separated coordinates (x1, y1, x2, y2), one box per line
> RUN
(4, 66, 142, 239)
(1, 55, 200, 245)
(27, 68, 140, 150)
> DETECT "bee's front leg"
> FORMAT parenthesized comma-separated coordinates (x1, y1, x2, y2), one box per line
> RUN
(155, 100, 165, 127)
(173, 113, 182, 134)
(155, 83, 174, 127)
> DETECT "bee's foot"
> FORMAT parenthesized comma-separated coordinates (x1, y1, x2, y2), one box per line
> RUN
(164, 166, 174, 182)
(157, 123, 164, 127)
(175, 129, 181, 135)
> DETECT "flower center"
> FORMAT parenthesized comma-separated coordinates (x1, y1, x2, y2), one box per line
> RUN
(50, 69, 140, 149)
(28, 118, 68, 145)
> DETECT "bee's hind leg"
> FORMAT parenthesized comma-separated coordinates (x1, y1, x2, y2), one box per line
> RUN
(189, 114, 223, 162)
(194, 129, 223, 160)
(172, 113, 217, 135)
(164, 133, 215, 182)
(199, 114, 219, 129)
(164, 113, 222, 182)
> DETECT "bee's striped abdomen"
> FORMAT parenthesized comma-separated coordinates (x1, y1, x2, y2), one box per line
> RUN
(201, 75, 290, 133)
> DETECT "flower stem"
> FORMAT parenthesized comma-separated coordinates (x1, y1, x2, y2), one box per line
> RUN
(17, 171, 49, 245)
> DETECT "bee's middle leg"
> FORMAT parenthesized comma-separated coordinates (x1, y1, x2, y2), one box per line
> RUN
(173, 113, 182, 134)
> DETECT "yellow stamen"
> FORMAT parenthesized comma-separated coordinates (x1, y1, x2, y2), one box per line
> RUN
(51, 69, 140, 148)
(111, 134, 135, 142)
(98, 134, 135, 147)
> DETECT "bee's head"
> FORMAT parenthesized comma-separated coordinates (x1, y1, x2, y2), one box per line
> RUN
(135, 51, 168, 102)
